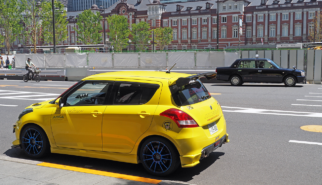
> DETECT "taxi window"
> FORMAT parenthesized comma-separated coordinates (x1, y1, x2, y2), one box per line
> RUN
(65, 82, 110, 106)
(257, 60, 274, 69)
(238, 61, 256, 68)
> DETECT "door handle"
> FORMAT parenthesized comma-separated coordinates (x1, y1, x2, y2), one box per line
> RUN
(138, 112, 150, 115)
(91, 112, 102, 114)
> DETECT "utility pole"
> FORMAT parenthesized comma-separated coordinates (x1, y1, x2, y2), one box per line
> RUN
(52, 0, 56, 53)
(152, 30, 155, 52)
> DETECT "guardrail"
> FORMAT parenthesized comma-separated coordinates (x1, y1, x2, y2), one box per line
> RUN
(0, 69, 66, 81)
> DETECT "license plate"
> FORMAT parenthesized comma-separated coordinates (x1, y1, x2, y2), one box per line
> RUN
(208, 122, 218, 135)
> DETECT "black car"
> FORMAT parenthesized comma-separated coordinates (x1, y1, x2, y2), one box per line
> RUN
(216, 58, 306, 87)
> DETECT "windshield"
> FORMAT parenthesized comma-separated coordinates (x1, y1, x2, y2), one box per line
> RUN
(171, 79, 211, 106)
(268, 59, 280, 69)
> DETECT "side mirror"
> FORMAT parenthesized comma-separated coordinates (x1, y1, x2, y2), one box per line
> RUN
(293, 66, 296, 70)
(55, 98, 64, 108)
(233, 65, 237, 68)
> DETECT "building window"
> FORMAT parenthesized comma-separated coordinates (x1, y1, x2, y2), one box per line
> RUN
(212, 29, 217, 39)
(257, 26, 263, 37)
(192, 45, 197, 49)
(246, 15, 252, 22)
(206, 3, 210, 9)
(163, 20, 168, 26)
(309, 12, 315, 19)
(202, 28, 207, 39)
(202, 18, 207, 24)
(182, 19, 187, 26)
(173, 20, 177, 26)
(258, 15, 264, 22)
(282, 13, 289, 20)
(105, 20, 108, 29)
(221, 16, 227, 23)
(233, 27, 238, 38)
(136, 19, 139, 23)
(71, 33, 75, 43)
(192, 29, 197, 39)
(182, 29, 187, 40)
(212, 17, 217, 24)
(173, 30, 177, 40)
(270, 14, 276, 21)
(192, 18, 197, 25)
(234, 4, 238, 9)
(152, 19, 156, 27)
(71, 25, 74, 31)
(182, 45, 187, 50)
(246, 27, 252, 38)
(229, 4, 232, 10)
(233, 15, 238, 23)
(295, 12, 302, 20)
(282, 25, 288, 37)
(221, 27, 227, 38)
(295, 25, 301, 36)
(223, 5, 226, 11)
(173, 45, 177, 50)
(270, 26, 276, 37)
(309, 24, 314, 34)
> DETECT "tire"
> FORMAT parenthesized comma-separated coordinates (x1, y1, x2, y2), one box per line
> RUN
(34, 75, 40, 82)
(230, 75, 242, 86)
(23, 75, 28, 82)
(20, 125, 50, 158)
(284, 76, 296, 87)
(140, 137, 180, 176)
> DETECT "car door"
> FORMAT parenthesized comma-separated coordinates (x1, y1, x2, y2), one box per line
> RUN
(51, 81, 112, 151)
(102, 80, 162, 153)
(237, 60, 258, 82)
(256, 60, 283, 82)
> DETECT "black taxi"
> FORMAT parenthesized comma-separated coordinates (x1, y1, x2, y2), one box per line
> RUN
(216, 58, 306, 87)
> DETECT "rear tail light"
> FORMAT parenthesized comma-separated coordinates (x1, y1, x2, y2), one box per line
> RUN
(160, 109, 199, 128)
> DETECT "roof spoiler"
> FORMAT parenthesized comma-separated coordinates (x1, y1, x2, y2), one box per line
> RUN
(172, 72, 217, 87)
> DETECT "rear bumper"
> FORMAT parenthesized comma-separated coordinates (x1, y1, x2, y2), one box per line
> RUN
(200, 134, 229, 160)
(296, 76, 305, 83)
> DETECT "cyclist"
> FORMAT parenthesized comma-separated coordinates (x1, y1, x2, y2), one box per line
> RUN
(25, 58, 37, 80)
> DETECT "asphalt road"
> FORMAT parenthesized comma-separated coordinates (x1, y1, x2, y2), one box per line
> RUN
(0, 80, 321, 185)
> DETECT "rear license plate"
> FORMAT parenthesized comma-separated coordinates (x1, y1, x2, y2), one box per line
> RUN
(208, 122, 218, 135)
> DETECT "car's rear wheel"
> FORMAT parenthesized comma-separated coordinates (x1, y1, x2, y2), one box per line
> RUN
(20, 125, 50, 158)
(140, 137, 179, 176)
(284, 76, 296, 87)
(230, 75, 242, 86)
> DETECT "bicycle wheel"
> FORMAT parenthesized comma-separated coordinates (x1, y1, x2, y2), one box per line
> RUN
(34, 75, 41, 82)
(23, 75, 28, 82)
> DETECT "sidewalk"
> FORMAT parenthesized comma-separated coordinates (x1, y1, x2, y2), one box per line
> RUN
(0, 156, 191, 185)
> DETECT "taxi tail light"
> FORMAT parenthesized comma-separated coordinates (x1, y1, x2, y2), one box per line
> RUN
(160, 109, 199, 128)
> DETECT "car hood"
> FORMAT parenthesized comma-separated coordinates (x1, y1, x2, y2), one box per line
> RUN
(26, 99, 56, 109)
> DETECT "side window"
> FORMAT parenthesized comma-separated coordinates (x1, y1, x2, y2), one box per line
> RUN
(238, 61, 256, 68)
(113, 82, 159, 105)
(65, 82, 110, 106)
(257, 61, 274, 68)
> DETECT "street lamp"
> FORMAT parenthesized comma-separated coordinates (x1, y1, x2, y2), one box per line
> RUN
(128, 39, 131, 51)
(51, 0, 56, 53)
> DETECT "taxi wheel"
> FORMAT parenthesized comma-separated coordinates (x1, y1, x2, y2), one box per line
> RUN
(284, 76, 296, 87)
(140, 137, 180, 176)
(20, 125, 50, 158)
(230, 75, 242, 86)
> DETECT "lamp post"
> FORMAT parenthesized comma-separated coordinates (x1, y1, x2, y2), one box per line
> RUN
(129, 39, 131, 51)
(52, 0, 56, 53)
(152, 30, 155, 52)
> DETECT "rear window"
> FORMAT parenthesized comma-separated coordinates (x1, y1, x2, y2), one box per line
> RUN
(171, 79, 211, 106)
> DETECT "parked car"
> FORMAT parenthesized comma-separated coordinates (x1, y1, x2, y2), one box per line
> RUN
(216, 58, 306, 86)
(12, 71, 229, 176)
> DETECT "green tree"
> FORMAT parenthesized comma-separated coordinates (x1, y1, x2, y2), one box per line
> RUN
(131, 21, 151, 51)
(153, 27, 173, 51)
(76, 9, 102, 45)
(107, 14, 130, 52)
(308, 12, 322, 43)
(0, 0, 26, 55)
(23, 0, 43, 54)
(40, 0, 68, 46)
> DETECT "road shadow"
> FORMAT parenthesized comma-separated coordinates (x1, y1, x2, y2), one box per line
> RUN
(4, 148, 224, 182)
(211, 83, 304, 88)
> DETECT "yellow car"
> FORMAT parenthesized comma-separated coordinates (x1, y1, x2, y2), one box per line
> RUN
(12, 71, 229, 176)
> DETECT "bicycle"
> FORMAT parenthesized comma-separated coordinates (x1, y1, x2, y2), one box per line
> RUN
(23, 67, 41, 82)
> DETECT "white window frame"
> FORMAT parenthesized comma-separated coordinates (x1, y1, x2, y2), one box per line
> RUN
(246, 15, 252, 22)
(152, 19, 156, 27)
(173, 20, 177, 26)
(212, 28, 217, 39)
(192, 18, 197, 25)
(257, 26, 263, 37)
(233, 27, 238, 38)
(212, 16, 217, 24)
(182, 45, 187, 50)
(309, 12, 315, 19)
(223, 5, 226, 11)
(270, 14, 276, 21)
(269, 26, 276, 37)
(221, 27, 227, 38)
(233, 15, 238, 23)
(163, 20, 168, 26)
(258, 14, 264, 22)
(295, 12, 302, 20)
(192, 29, 197, 39)
(309, 24, 314, 34)
(282, 13, 289, 20)
(246, 27, 252, 38)
(234, 4, 238, 10)
(221, 16, 227, 23)
(282, 25, 288, 37)
(202, 28, 207, 39)
(295, 24, 301, 36)
(182, 19, 187, 26)
(182, 29, 187, 40)
(173, 29, 177, 40)
(228, 4, 232, 10)
(202, 18, 207, 24)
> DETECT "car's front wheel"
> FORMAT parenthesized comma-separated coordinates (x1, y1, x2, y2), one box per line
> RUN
(20, 125, 50, 158)
(140, 137, 180, 176)
(284, 76, 296, 87)
(230, 75, 242, 86)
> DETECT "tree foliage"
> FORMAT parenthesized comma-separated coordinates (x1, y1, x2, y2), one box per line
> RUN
(153, 27, 173, 51)
(76, 10, 103, 45)
(309, 12, 322, 43)
(40, 0, 68, 46)
(107, 14, 130, 52)
(0, 0, 26, 54)
(131, 21, 151, 51)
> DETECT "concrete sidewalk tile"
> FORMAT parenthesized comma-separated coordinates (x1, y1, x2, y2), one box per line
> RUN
(95, 177, 154, 185)
(46, 171, 107, 185)
(158, 180, 195, 185)
(14, 165, 74, 182)
(0, 160, 37, 176)
(0, 176, 41, 185)
(0, 174, 8, 180)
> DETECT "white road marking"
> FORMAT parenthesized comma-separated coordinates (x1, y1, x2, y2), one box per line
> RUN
(0, 90, 59, 101)
(292, 104, 322, 107)
(0, 104, 18, 107)
(309, 92, 322, 94)
(297, 99, 322, 102)
(305, 96, 322, 98)
(0, 92, 32, 96)
(289, 140, 322, 146)
(32, 84, 71, 87)
(221, 106, 322, 118)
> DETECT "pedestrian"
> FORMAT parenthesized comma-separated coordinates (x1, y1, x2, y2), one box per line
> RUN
(0, 56, 3, 68)
(5, 56, 10, 68)
(12, 56, 15, 69)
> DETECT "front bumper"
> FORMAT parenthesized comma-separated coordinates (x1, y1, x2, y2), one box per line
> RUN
(297, 76, 305, 83)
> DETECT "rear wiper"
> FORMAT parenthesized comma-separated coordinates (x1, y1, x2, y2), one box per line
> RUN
(201, 95, 211, 100)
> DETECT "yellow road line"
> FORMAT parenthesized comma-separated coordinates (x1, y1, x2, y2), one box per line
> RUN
(37, 162, 162, 184)
(300, 125, 322, 133)
(210, 93, 221, 95)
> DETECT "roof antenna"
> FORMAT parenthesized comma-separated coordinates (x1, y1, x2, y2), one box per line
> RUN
(166, 63, 176, 73)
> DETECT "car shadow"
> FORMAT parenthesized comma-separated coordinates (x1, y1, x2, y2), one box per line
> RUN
(4, 148, 224, 182)
(211, 83, 304, 87)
